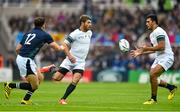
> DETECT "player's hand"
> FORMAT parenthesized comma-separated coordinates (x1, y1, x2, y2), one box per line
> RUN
(59, 45, 65, 51)
(68, 55, 76, 63)
(130, 48, 143, 58)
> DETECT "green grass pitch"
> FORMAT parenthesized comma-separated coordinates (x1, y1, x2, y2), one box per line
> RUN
(0, 82, 180, 111)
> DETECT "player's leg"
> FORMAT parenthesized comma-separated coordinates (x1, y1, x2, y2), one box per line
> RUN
(4, 58, 39, 104)
(20, 62, 44, 104)
(151, 65, 164, 101)
(143, 64, 164, 104)
(157, 57, 177, 100)
(52, 67, 69, 81)
(158, 80, 177, 100)
(21, 74, 39, 104)
(52, 67, 69, 105)
(21, 59, 39, 104)
(60, 69, 83, 104)
(4, 74, 38, 101)
(52, 58, 71, 81)
(158, 80, 177, 92)
(4, 57, 32, 99)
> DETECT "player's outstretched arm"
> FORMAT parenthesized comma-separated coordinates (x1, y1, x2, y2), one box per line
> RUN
(130, 48, 143, 58)
(142, 40, 165, 52)
(49, 42, 64, 51)
(49, 41, 76, 63)
(130, 47, 155, 58)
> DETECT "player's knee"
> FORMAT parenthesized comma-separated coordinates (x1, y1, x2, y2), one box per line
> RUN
(72, 80, 80, 85)
(31, 83, 39, 90)
(150, 70, 158, 77)
(72, 79, 80, 85)
(150, 72, 158, 83)
(71, 81, 78, 85)
(38, 75, 44, 84)
(150, 74, 157, 79)
(72, 75, 82, 84)
(52, 73, 64, 82)
(32, 85, 38, 90)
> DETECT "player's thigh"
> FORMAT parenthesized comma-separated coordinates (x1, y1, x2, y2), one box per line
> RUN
(53, 59, 72, 81)
(52, 67, 69, 81)
(52, 72, 64, 81)
(150, 64, 165, 77)
(72, 69, 84, 84)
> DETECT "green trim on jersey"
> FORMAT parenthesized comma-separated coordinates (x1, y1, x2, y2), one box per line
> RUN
(156, 35, 165, 42)
(66, 35, 74, 43)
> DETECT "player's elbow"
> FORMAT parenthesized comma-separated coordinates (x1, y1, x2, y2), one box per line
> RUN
(15, 48, 20, 54)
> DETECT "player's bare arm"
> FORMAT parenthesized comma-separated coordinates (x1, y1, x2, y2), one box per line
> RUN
(15, 43, 22, 54)
(130, 45, 154, 57)
(49, 42, 64, 51)
(142, 40, 165, 52)
(131, 39, 165, 58)
(62, 42, 76, 63)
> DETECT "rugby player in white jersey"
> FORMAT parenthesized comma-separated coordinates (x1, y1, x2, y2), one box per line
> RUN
(130, 14, 177, 104)
(41, 15, 92, 104)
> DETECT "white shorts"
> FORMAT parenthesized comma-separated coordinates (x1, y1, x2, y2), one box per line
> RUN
(16, 55, 37, 78)
(151, 55, 174, 71)
(60, 58, 85, 71)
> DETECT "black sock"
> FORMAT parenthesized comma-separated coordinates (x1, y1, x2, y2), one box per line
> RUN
(151, 95, 157, 101)
(9, 82, 32, 91)
(19, 82, 32, 91)
(159, 83, 175, 91)
(9, 82, 34, 101)
(166, 84, 176, 91)
(23, 90, 35, 101)
(9, 83, 16, 88)
(61, 83, 76, 99)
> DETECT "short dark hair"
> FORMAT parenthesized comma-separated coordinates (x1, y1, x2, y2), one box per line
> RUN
(79, 15, 91, 25)
(34, 17, 45, 27)
(146, 14, 158, 24)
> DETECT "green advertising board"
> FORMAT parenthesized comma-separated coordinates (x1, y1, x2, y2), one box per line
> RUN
(129, 70, 180, 84)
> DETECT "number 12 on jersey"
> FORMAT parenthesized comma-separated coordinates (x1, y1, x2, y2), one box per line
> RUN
(25, 33, 36, 45)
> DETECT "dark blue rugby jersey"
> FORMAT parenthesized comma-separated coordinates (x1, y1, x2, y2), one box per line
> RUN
(19, 27, 53, 59)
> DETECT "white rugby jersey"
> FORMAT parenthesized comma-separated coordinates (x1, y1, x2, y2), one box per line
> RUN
(149, 27, 174, 57)
(64, 29, 92, 61)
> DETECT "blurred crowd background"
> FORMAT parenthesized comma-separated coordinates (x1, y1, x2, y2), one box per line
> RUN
(0, 0, 180, 81)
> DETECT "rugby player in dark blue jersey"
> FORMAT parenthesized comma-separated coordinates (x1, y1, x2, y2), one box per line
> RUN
(4, 17, 64, 105)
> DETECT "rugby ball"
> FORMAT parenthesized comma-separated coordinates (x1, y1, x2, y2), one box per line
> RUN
(119, 39, 130, 52)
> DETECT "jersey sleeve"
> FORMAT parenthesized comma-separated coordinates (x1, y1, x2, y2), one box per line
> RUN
(64, 31, 76, 45)
(45, 33, 54, 44)
(155, 30, 165, 42)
